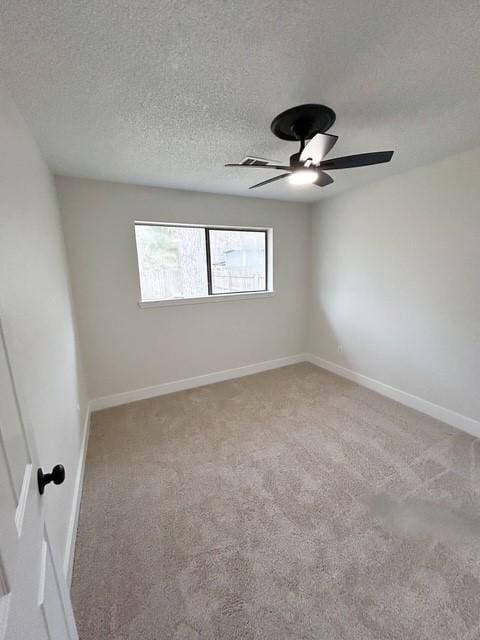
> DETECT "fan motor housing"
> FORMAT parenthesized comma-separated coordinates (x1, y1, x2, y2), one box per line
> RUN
(289, 152, 302, 167)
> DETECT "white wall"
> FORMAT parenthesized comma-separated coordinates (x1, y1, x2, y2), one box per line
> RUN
(309, 146, 480, 422)
(56, 177, 311, 401)
(0, 86, 87, 562)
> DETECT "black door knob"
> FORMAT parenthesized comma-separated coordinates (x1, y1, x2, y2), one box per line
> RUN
(38, 464, 65, 495)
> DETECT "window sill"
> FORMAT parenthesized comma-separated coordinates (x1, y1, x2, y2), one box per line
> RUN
(138, 291, 275, 309)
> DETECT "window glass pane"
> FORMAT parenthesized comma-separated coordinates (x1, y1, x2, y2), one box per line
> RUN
(209, 230, 266, 294)
(135, 225, 208, 301)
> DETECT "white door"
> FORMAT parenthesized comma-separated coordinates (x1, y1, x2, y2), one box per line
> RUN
(0, 320, 78, 640)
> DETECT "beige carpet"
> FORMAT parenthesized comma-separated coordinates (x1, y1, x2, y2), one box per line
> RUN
(72, 363, 480, 639)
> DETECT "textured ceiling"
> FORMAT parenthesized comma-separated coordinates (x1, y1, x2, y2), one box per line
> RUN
(1, 1, 479, 202)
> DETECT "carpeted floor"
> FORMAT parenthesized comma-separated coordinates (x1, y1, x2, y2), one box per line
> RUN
(72, 363, 480, 639)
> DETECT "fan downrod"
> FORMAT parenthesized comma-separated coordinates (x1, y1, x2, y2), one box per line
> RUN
(270, 104, 336, 142)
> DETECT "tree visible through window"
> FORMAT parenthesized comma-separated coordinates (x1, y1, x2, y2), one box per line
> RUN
(135, 223, 269, 302)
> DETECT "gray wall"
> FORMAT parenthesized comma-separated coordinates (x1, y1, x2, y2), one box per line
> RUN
(57, 177, 311, 400)
(56, 147, 480, 424)
(0, 85, 87, 563)
(309, 146, 480, 421)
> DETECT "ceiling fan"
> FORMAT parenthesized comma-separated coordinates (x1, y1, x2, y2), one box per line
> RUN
(225, 104, 394, 190)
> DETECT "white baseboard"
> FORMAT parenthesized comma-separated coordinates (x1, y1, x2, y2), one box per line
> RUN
(306, 354, 480, 439)
(89, 352, 480, 438)
(90, 354, 308, 411)
(63, 402, 91, 587)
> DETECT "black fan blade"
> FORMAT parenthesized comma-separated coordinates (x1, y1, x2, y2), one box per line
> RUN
(225, 163, 291, 170)
(300, 133, 338, 164)
(314, 171, 334, 187)
(249, 173, 291, 190)
(319, 150, 394, 170)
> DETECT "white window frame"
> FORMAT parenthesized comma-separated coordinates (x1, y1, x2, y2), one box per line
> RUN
(134, 221, 274, 308)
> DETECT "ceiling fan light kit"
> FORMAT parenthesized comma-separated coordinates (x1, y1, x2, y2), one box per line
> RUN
(225, 103, 394, 191)
(288, 168, 317, 185)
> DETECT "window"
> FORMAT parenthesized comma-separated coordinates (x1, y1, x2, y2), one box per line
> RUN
(135, 223, 271, 304)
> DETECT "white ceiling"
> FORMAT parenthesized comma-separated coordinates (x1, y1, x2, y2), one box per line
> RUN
(1, 1, 479, 202)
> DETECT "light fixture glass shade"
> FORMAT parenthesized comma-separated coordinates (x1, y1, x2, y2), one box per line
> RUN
(288, 169, 317, 185)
